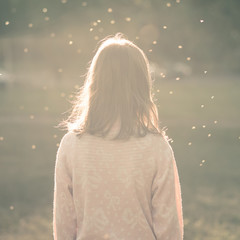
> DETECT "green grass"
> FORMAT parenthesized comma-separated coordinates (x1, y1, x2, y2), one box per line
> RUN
(0, 75, 239, 239)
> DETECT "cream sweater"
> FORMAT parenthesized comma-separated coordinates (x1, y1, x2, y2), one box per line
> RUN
(53, 128, 184, 240)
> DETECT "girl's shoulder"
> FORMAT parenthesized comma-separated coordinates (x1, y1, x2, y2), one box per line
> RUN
(60, 131, 79, 147)
(151, 132, 173, 153)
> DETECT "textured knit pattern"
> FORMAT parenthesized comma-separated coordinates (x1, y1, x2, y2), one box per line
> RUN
(53, 129, 184, 240)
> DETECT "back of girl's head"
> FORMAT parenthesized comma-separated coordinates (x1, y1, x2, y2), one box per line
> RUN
(58, 32, 166, 141)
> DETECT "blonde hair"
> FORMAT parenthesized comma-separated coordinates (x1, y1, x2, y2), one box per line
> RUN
(57, 32, 166, 141)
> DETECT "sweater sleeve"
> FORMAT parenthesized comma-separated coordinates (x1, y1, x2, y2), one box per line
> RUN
(53, 133, 77, 240)
(151, 137, 184, 240)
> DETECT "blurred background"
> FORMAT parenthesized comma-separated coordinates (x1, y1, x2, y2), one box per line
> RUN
(0, 0, 239, 239)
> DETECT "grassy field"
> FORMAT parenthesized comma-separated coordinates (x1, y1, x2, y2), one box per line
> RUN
(0, 74, 239, 240)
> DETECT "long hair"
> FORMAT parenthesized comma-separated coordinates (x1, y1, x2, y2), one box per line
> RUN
(57, 32, 166, 141)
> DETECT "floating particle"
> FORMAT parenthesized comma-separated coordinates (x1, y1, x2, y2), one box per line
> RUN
(97, 19, 101, 23)
(29, 115, 35, 120)
(61, 0, 67, 3)
(60, 92, 66, 97)
(166, 3, 171, 7)
(176, 0, 180, 3)
(170, 140, 174, 143)
(162, 74, 166, 78)
(157, 89, 160, 92)
(0, 73, 2, 76)
(103, 233, 110, 239)
(178, 45, 183, 49)
(53, 134, 57, 138)
(28, 23, 33, 28)
(214, 120, 218, 124)
(208, 133, 211, 137)
(94, 36, 99, 40)
(153, 41, 157, 44)
(202, 160, 206, 163)
(192, 126, 196, 129)
(211, 95, 214, 99)
(19, 105, 24, 110)
(163, 25, 167, 29)
(58, 68, 63, 73)
(77, 49, 82, 54)
(188, 142, 192, 146)
(50, 33, 55, 38)
(176, 77, 180, 80)
(93, 22, 98, 26)
(42, 8, 48, 13)
(24, 48, 28, 53)
(200, 19, 204, 23)
(202, 125, 206, 128)
(107, 8, 112, 12)
(238, 136, 240, 140)
(149, 49, 152, 52)
(32, 145, 36, 149)
(0, 136, 4, 141)
(204, 70, 207, 74)
(200, 163, 203, 166)
(89, 28, 93, 32)
(136, 36, 139, 39)
(169, 91, 173, 94)
(44, 106, 49, 111)
(5, 21, 10, 25)
(187, 57, 191, 61)
(125, 17, 131, 22)
(110, 20, 115, 24)
(201, 104, 204, 108)
(69, 40, 73, 45)
(82, 2, 87, 6)
(10, 206, 14, 210)
(44, 16, 50, 21)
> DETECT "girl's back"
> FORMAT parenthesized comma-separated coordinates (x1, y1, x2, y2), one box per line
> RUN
(54, 130, 183, 239)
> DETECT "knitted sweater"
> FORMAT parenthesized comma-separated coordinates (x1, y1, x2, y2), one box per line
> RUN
(53, 128, 184, 240)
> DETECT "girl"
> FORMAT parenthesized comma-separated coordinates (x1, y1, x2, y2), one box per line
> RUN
(53, 33, 184, 240)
